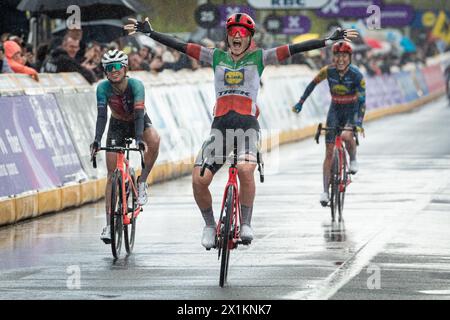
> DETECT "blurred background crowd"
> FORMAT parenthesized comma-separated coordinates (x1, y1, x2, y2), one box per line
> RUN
(1, 0, 449, 85)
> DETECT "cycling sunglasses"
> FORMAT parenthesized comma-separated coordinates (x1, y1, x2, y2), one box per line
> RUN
(104, 62, 124, 73)
(227, 26, 252, 37)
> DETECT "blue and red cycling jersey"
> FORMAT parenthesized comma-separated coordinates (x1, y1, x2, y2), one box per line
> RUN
(300, 64, 366, 126)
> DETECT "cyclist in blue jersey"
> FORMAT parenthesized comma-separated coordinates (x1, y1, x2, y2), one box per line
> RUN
(293, 41, 366, 206)
(90, 49, 160, 243)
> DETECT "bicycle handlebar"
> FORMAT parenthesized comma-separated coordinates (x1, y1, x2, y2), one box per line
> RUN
(314, 124, 360, 146)
(91, 146, 145, 170)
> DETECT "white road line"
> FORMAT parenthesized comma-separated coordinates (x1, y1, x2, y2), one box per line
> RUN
(284, 171, 450, 300)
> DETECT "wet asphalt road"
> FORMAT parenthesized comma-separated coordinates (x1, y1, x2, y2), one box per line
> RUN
(0, 97, 449, 300)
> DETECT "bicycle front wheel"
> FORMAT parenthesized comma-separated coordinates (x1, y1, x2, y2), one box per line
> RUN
(220, 185, 234, 288)
(124, 169, 137, 254)
(330, 149, 340, 222)
(110, 171, 124, 259)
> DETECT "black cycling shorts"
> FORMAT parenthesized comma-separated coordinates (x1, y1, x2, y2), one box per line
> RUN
(106, 114, 152, 147)
(325, 103, 357, 144)
(194, 111, 261, 174)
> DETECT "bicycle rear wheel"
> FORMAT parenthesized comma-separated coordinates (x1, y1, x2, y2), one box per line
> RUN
(219, 185, 234, 288)
(330, 149, 340, 222)
(124, 169, 137, 254)
(110, 171, 124, 259)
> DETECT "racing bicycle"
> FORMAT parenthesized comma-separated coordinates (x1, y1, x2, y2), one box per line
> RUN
(315, 124, 359, 222)
(200, 138, 264, 287)
(92, 138, 145, 259)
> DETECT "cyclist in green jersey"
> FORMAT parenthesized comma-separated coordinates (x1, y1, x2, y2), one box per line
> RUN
(125, 14, 358, 248)
(90, 49, 160, 243)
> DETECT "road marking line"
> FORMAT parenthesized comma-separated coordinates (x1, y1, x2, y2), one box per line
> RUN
(284, 170, 450, 300)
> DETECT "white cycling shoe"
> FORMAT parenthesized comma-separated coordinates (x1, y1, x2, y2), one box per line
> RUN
(137, 181, 148, 206)
(320, 192, 330, 207)
(201, 225, 216, 249)
(100, 226, 111, 244)
(349, 160, 359, 174)
(240, 224, 254, 242)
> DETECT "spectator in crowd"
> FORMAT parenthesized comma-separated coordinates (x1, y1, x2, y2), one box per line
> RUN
(139, 45, 152, 61)
(41, 34, 96, 84)
(34, 43, 50, 72)
(82, 41, 105, 80)
(163, 48, 194, 71)
(0, 42, 13, 73)
(128, 51, 150, 71)
(3, 40, 39, 80)
(149, 53, 164, 73)
(23, 43, 36, 69)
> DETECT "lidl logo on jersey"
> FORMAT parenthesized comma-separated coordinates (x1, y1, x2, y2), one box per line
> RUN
(224, 69, 245, 86)
(331, 84, 350, 95)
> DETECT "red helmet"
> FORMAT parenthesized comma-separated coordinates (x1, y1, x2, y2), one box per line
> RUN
(226, 13, 255, 36)
(332, 41, 353, 55)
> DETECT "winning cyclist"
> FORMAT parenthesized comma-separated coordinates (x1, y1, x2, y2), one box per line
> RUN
(125, 15, 357, 249)
(90, 49, 160, 243)
(292, 41, 366, 207)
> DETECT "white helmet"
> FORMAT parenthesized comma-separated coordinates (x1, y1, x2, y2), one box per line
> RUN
(101, 49, 128, 67)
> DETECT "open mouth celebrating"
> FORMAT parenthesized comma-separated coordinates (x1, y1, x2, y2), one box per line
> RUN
(232, 38, 242, 50)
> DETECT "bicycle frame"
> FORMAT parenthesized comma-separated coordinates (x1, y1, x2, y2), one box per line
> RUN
(114, 151, 141, 225)
(92, 143, 144, 225)
(315, 123, 359, 194)
(334, 135, 352, 192)
(217, 165, 241, 249)
(199, 150, 264, 250)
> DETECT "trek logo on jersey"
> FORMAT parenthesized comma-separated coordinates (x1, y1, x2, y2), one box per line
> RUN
(224, 69, 245, 86)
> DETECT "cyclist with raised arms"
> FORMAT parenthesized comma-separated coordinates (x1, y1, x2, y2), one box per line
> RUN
(292, 41, 366, 207)
(90, 49, 160, 243)
(125, 15, 358, 249)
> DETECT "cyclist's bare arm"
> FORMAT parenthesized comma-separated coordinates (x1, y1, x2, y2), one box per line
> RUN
(124, 18, 213, 65)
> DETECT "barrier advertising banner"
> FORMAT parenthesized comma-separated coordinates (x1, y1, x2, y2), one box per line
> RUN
(0, 96, 61, 197)
(27, 94, 86, 183)
(0, 94, 88, 198)
(54, 91, 107, 178)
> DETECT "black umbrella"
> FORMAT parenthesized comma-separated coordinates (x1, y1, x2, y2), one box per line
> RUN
(17, 0, 148, 20)
(52, 19, 125, 44)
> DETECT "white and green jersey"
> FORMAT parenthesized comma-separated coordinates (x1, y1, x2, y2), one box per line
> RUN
(186, 44, 291, 117)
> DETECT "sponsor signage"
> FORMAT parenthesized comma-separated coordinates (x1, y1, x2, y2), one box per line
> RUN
(316, 0, 383, 18)
(380, 4, 415, 27)
(195, 3, 220, 29)
(248, 0, 328, 9)
(218, 5, 256, 27)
